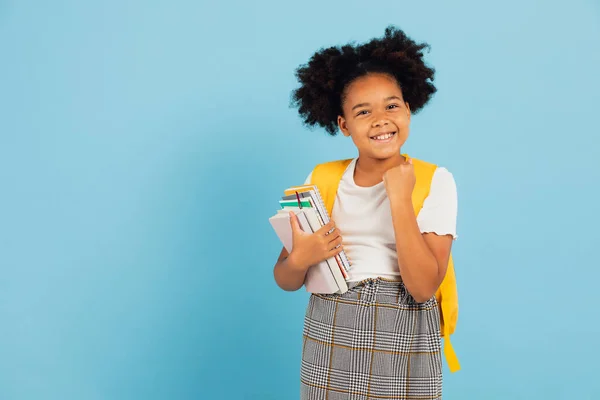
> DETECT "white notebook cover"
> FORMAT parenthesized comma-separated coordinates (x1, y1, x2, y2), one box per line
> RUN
(269, 210, 342, 294)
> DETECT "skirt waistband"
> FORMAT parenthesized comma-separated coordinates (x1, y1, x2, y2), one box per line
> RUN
(347, 276, 403, 289)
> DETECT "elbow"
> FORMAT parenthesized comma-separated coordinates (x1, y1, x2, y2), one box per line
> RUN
(406, 263, 442, 303)
(273, 265, 304, 292)
(411, 282, 441, 303)
(412, 290, 435, 304)
(276, 279, 303, 292)
(403, 280, 436, 303)
(273, 272, 299, 292)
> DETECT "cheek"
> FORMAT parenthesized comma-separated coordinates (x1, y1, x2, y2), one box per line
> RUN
(351, 119, 371, 133)
(395, 117, 410, 132)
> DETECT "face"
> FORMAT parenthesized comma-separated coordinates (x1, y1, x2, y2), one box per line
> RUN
(337, 73, 411, 161)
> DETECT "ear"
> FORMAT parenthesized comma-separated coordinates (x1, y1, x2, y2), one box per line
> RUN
(337, 115, 351, 137)
(405, 102, 411, 122)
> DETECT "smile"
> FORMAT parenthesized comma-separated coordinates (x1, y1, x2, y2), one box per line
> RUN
(370, 132, 396, 142)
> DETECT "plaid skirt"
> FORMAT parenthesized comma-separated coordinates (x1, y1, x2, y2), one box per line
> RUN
(300, 277, 443, 400)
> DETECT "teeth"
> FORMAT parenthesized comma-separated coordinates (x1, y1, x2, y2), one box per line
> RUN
(372, 132, 394, 140)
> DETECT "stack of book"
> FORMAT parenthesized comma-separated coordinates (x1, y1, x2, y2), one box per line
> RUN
(269, 183, 351, 294)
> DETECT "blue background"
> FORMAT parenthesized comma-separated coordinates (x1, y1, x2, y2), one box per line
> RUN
(1, 0, 599, 399)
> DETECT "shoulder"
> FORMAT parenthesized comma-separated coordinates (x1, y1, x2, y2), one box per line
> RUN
(410, 156, 456, 192)
(304, 158, 354, 185)
(430, 167, 457, 194)
(417, 165, 458, 238)
(304, 171, 313, 185)
(424, 166, 457, 208)
(313, 158, 354, 174)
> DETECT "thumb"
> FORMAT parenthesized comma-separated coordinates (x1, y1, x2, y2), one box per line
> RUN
(289, 211, 301, 233)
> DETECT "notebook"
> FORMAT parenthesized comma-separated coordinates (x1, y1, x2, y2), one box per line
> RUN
(281, 186, 351, 273)
(269, 184, 351, 294)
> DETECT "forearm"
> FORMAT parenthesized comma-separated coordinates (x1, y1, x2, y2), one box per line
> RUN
(273, 253, 309, 292)
(389, 196, 440, 302)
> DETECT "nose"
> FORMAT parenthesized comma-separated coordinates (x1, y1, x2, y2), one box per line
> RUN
(371, 117, 390, 128)
(370, 109, 390, 128)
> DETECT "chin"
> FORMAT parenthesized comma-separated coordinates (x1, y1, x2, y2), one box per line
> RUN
(375, 147, 402, 159)
(371, 153, 398, 161)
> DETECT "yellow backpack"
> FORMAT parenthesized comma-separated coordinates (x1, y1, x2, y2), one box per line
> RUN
(309, 155, 461, 373)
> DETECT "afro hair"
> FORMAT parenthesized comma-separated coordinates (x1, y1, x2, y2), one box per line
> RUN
(290, 25, 437, 136)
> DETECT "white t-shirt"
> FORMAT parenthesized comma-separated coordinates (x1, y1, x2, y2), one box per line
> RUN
(304, 157, 457, 283)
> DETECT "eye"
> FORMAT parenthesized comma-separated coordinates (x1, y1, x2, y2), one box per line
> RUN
(356, 110, 369, 116)
(387, 104, 399, 110)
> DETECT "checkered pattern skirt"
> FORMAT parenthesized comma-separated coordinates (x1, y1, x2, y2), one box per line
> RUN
(300, 277, 443, 400)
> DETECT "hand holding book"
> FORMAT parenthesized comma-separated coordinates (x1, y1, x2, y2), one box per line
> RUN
(287, 211, 344, 271)
(269, 183, 352, 294)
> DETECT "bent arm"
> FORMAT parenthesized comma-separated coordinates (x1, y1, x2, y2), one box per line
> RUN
(390, 198, 452, 302)
(273, 246, 309, 292)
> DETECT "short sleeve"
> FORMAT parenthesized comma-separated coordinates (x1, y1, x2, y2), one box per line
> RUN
(304, 171, 313, 185)
(416, 167, 458, 239)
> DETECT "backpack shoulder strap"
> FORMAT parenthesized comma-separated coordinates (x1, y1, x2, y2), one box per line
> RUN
(410, 156, 461, 373)
(409, 156, 437, 214)
(310, 158, 353, 216)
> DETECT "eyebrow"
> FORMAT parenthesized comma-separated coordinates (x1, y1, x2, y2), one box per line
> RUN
(351, 96, 403, 111)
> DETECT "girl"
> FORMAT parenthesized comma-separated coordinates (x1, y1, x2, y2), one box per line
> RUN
(273, 26, 458, 399)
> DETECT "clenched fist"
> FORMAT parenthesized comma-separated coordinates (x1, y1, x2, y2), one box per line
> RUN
(383, 157, 415, 202)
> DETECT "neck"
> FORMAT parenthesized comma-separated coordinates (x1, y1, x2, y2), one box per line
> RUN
(355, 152, 406, 178)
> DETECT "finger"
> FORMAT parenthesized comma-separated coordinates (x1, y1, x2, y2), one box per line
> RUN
(318, 220, 336, 235)
(327, 229, 342, 243)
(289, 211, 301, 232)
(329, 235, 343, 251)
(328, 244, 344, 256)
